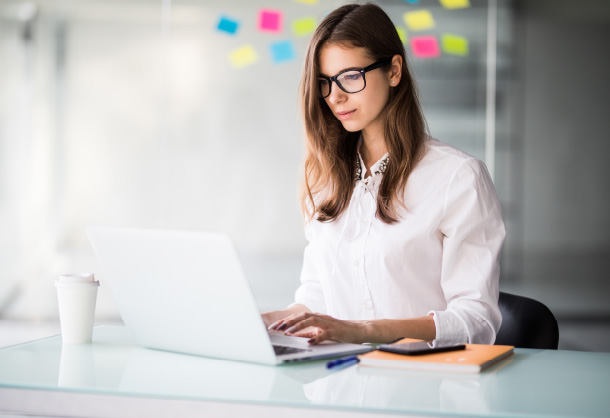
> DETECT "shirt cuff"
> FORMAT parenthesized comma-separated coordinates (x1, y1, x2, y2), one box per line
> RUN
(428, 310, 469, 346)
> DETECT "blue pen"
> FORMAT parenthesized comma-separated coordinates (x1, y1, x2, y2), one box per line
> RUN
(326, 355, 360, 370)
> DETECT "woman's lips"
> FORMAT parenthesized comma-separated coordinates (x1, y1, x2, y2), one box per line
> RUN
(336, 109, 356, 121)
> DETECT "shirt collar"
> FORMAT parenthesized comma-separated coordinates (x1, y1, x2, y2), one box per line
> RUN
(355, 137, 389, 181)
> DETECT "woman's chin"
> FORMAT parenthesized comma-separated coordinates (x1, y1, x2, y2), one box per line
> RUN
(340, 121, 362, 132)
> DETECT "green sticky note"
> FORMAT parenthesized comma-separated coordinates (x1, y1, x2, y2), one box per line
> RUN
(229, 45, 259, 68)
(442, 34, 469, 56)
(440, 0, 471, 9)
(292, 17, 316, 36)
(396, 26, 408, 44)
(404, 10, 435, 31)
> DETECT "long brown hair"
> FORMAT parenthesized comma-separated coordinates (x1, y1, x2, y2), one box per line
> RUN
(300, 2, 427, 224)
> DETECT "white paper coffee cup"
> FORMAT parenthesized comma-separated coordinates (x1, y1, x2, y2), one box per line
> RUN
(55, 273, 100, 344)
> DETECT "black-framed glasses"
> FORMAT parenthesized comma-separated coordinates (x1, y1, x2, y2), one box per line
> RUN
(318, 57, 392, 99)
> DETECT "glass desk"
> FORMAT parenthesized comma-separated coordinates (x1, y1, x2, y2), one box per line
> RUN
(0, 326, 609, 418)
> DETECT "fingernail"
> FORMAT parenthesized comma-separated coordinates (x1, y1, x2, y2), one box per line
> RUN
(285, 327, 295, 333)
(308, 339, 315, 344)
(278, 323, 287, 331)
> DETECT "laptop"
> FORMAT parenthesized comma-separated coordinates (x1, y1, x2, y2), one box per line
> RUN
(86, 227, 372, 365)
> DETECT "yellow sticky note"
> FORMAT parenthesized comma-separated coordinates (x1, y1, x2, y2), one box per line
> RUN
(440, 0, 471, 9)
(442, 34, 469, 56)
(396, 26, 408, 44)
(293, 17, 316, 36)
(294, 0, 318, 4)
(404, 10, 435, 32)
(229, 45, 258, 68)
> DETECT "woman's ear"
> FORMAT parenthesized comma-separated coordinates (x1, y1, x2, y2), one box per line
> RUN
(389, 54, 402, 86)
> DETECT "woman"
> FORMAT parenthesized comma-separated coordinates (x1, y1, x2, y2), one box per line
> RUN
(263, 3, 505, 346)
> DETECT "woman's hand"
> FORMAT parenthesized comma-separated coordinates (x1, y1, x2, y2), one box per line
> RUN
(268, 312, 366, 344)
(265, 308, 436, 345)
(261, 304, 311, 329)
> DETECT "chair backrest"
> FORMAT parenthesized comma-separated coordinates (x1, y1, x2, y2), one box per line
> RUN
(495, 292, 559, 349)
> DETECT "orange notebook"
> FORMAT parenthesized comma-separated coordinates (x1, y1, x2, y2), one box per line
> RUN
(359, 338, 514, 374)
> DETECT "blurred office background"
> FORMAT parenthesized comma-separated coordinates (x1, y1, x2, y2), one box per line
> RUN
(0, 0, 608, 351)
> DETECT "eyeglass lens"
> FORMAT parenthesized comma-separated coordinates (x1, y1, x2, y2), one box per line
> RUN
(319, 70, 364, 98)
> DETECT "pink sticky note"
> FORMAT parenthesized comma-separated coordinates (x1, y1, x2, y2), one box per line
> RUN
(258, 9, 282, 33)
(410, 36, 440, 58)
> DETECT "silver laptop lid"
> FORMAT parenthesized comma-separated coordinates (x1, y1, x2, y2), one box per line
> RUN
(87, 227, 278, 365)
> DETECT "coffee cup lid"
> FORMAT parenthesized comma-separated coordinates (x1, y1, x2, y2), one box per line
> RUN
(58, 273, 95, 282)
(55, 273, 99, 287)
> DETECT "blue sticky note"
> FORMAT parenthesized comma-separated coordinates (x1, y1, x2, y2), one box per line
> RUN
(217, 16, 239, 35)
(403, 0, 419, 3)
(270, 40, 295, 64)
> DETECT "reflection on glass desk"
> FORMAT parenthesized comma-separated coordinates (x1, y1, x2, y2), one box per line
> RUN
(0, 326, 609, 418)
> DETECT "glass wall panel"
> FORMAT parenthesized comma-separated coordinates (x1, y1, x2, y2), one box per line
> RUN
(0, 0, 512, 318)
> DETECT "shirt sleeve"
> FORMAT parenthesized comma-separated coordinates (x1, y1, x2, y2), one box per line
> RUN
(429, 158, 505, 345)
(292, 221, 328, 314)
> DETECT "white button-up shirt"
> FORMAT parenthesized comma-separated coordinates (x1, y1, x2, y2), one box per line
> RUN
(294, 137, 505, 344)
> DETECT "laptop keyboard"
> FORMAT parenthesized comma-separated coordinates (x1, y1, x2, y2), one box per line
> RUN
(273, 345, 309, 355)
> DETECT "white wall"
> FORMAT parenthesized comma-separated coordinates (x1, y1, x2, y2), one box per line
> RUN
(508, 0, 610, 316)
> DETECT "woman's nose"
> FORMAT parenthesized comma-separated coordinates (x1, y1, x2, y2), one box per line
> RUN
(326, 82, 347, 104)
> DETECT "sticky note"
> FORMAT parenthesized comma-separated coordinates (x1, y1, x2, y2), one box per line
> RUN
(403, 0, 419, 3)
(404, 10, 435, 31)
(270, 40, 296, 64)
(442, 34, 469, 56)
(294, 0, 319, 4)
(292, 17, 316, 36)
(259, 9, 283, 33)
(396, 26, 408, 44)
(411, 36, 440, 58)
(230, 45, 258, 68)
(217, 16, 239, 35)
(439, 0, 471, 9)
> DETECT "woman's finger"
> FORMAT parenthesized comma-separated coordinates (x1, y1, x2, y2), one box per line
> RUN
(284, 316, 317, 334)
(290, 327, 319, 338)
(275, 312, 312, 331)
(268, 313, 301, 330)
(267, 320, 281, 330)
(307, 329, 328, 345)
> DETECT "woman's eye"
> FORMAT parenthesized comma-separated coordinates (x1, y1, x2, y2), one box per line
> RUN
(344, 73, 362, 81)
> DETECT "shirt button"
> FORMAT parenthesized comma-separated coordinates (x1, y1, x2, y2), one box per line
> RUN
(361, 302, 368, 309)
(361, 218, 369, 224)
(353, 260, 359, 267)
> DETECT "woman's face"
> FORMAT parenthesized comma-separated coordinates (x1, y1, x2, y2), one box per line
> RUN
(318, 44, 394, 137)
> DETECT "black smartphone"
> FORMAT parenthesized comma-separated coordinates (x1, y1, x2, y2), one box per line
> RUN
(377, 341, 466, 356)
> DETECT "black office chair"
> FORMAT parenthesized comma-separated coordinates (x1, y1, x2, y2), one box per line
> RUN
(495, 292, 559, 349)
